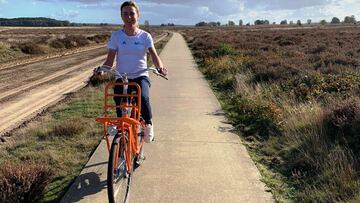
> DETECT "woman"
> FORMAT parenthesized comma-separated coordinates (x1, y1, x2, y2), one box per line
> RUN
(101, 1, 167, 143)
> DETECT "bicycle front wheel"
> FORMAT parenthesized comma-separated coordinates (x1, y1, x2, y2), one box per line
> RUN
(135, 130, 145, 166)
(107, 134, 130, 203)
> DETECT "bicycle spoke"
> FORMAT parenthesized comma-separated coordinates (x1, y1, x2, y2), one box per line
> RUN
(107, 135, 132, 203)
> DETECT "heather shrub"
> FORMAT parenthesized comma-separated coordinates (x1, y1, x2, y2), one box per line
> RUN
(201, 55, 249, 90)
(61, 35, 89, 49)
(322, 99, 360, 154)
(87, 34, 110, 43)
(182, 26, 360, 202)
(224, 95, 281, 138)
(49, 39, 65, 49)
(0, 162, 53, 203)
(13, 42, 45, 54)
(283, 118, 360, 202)
(212, 43, 236, 57)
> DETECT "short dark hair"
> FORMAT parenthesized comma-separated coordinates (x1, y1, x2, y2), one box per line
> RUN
(120, 1, 140, 15)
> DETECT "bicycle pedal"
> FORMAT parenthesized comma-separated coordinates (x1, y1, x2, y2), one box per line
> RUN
(136, 156, 146, 165)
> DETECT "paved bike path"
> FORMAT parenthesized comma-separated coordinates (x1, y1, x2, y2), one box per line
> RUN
(61, 33, 273, 202)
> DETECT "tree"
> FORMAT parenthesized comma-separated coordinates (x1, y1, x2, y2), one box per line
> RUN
(254, 19, 269, 25)
(144, 20, 150, 27)
(320, 19, 327, 25)
(195, 21, 207, 26)
(216, 22, 221, 26)
(0, 17, 72, 27)
(307, 19, 312, 24)
(208, 21, 217, 26)
(280, 20, 287, 25)
(239, 19, 243, 26)
(331, 17, 340, 24)
(254, 19, 262, 25)
(228, 20, 235, 26)
(344, 15, 356, 24)
(296, 20, 302, 26)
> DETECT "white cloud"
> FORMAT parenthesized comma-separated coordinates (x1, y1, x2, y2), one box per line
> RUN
(17, 0, 360, 25)
(37, 0, 101, 2)
(244, 0, 332, 10)
(137, 0, 357, 24)
(76, 2, 119, 9)
(55, 8, 79, 19)
(140, 0, 245, 16)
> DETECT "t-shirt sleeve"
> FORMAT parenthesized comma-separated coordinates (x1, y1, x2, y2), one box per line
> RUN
(107, 32, 117, 50)
(145, 33, 154, 49)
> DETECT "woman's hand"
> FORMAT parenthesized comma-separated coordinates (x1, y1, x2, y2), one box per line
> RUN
(157, 67, 168, 76)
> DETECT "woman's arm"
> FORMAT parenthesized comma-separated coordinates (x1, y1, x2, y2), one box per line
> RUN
(103, 49, 117, 68)
(148, 47, 167, 75)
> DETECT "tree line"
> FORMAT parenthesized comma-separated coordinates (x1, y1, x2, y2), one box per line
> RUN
(196, 15, 358, 26)
(0, 17, 110, 27)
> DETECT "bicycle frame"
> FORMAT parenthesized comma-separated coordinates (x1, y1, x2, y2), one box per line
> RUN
(96, 82, 145, 173)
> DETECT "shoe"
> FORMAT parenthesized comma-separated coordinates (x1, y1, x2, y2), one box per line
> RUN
(144, 124, 154, 143)
(135, 155, 146, 165)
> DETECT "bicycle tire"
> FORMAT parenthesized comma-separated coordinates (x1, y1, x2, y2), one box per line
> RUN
(107, 133, 131, 203)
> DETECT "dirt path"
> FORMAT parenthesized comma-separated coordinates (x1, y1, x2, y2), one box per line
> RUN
(0, 33, 168, 137)
(0, 47, 107, 136)
(61, 33, 273, 202)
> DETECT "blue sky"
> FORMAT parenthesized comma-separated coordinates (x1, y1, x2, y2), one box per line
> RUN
(0, 0, 359, 25)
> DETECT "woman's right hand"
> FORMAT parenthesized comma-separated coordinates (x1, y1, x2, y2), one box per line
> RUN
(157, 67, 168, 76)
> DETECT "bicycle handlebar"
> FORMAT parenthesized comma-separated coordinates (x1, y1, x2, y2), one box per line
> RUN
(95, 65, 168, 80)
(148, 67, 169, 80)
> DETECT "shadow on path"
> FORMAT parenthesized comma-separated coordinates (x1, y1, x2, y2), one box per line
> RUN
(61, 172, 106, 203)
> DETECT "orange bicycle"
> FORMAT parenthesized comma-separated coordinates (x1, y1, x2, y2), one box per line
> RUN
(95, 66, 167, 203)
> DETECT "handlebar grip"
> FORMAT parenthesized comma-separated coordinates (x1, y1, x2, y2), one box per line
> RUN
(159, 74, 168, 80)
(149, 67, 168, 80)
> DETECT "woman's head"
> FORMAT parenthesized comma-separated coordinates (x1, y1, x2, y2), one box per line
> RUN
(121, 1, 140, 28)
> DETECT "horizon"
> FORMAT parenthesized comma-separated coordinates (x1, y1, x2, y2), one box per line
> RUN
(0, 0, 359, 25)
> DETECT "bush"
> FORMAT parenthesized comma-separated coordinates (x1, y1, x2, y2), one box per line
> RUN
(49, 39, 65, 49)
(224, 95, 281, 138)
(14, 42, 44, 55)
(323, 99, 360, 154)
(52, 118, 84, 137)
(61, 35, 89, 49)
(212, 43, 236, 57)
(87, 34, 109, 43)
(0, 162, 53, 203)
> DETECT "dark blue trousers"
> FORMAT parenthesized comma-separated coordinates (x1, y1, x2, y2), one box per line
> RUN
(113, 76, 152, 124)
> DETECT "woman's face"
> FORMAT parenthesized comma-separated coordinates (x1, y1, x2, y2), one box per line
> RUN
(121, 6, 139, 27)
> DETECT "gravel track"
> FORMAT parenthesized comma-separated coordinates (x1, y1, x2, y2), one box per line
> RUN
(0, 33, 168, 137)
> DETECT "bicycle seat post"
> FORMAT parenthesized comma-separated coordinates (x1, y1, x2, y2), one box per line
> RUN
(120, 73, 130, 117)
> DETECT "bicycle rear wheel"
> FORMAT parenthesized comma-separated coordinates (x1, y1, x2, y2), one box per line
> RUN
(107, 133, 132, 203)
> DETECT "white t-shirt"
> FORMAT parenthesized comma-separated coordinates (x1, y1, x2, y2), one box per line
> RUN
(107, 29, 154, 79)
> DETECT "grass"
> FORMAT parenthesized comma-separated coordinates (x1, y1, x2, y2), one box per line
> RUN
(0, 42, 25, 63)
(0, 31, 172, 202)
(0, 85, 104, 202)
(181, 26, 360, 202)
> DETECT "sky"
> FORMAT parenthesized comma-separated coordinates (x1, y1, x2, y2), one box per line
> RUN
(0, 0, 359, 25)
